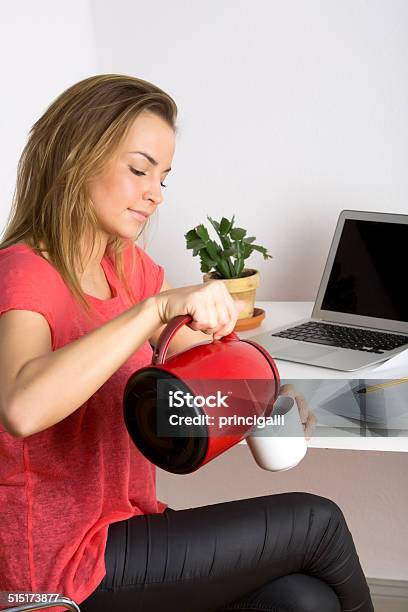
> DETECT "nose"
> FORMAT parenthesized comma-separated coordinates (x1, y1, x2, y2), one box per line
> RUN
(144, 178, 164, 206)
(151, 191, 164, 206)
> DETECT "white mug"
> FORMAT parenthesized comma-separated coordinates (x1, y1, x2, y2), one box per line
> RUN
(246, 396, 308, 471)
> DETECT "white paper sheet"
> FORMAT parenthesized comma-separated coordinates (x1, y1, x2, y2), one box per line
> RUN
(372, 348, 408, 373)
(289, 378, 408, 429)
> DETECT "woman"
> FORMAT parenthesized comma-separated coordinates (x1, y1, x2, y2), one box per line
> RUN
(0, 74, 373, 612)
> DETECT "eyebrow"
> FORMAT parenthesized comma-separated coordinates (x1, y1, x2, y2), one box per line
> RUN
(128, 151, 171, 172)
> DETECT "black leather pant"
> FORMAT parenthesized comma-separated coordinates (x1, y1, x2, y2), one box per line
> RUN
(80, 492, 374, 612)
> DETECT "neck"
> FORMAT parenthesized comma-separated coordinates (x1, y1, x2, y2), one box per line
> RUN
(37, 231, 110, 279)
(77, 232, 109, 278)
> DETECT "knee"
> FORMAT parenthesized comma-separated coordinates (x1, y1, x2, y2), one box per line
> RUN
(288, 574, 342, 612)
(309, 493, 344, 517)
(258, 492, 350, 540)
(252, 573, 341, 612)
(288, 492, 347, 526)
(311, 495, 350, 537)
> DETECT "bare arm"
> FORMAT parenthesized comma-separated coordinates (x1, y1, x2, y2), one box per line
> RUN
(0, 297, 162, 438)
(1, 276, 243, 439)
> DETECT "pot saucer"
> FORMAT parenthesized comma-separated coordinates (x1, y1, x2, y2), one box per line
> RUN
(234, 307, 265, 332)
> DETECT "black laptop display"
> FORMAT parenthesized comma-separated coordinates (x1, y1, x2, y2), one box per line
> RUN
(321, 219, 408, 322)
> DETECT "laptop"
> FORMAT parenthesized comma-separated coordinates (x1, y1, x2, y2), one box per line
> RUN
(250, 210, 408, 371)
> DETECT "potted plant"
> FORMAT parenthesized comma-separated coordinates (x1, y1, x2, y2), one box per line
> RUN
(184, 215, 272, 320)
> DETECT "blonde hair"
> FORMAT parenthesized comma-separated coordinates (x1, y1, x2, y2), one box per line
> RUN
(0, 74, 177, 319)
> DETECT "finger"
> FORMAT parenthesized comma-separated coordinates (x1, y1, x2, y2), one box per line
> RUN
(304, 412, 317, 439)
(296, 393, 309, 424)
(207, 283, 237, 338)
(213, 301, 231, 337)
(279, 384, 296, 399)
(186, 319, 205, 332)
(199, 303, 219, 332)
(199, 285, 225, 332)
(214, 299, 238, 338)
(186, 306, 217, 333)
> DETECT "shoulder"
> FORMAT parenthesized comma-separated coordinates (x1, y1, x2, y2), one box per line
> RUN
(0, 244, 63, 291)
(121, 241, 165, 300)
(121, 240, 143, 263)
(121, 241, 155, 264)
(0, 245, 70, 338)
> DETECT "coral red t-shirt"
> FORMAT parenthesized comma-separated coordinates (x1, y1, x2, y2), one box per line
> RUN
(0, 242, 167, 609)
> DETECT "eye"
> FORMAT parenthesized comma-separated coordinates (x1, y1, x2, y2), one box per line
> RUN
(129, 166, 167, 188)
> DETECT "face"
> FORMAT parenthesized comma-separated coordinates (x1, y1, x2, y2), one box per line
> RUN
(87, 111, 176, 242)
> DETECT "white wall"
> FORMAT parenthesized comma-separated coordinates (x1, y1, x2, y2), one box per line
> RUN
(0, 0, 97, 229)
(1, 0, 407, 584)
(90, 0, 408, 299)
(3, 0, 407, 297)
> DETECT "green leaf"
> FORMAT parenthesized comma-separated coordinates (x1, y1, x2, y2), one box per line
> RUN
(219, 217, 233, 235)
(229, 262, 237, 276)
(236, 259, 245, 276)
(195, 224, 210, 241)
(200, 250, 218, 266)
(243, 242, 253, 258)
(186, 238, 206, 250)
(199, 250, 217, 273)
(251, 244, 273, 259)
(185, 229, 199, 241)
(206, 240, 221, 261)
(243, 236, 256, 244)
(217, 259, 232, 278)
(219, 234, 231, 250)
(200, 259, 212, 273)
(230, 227, 247, 240)
(207, 216, 220, 232)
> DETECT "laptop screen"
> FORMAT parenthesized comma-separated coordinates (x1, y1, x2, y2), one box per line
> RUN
(320, 219, 407, 322)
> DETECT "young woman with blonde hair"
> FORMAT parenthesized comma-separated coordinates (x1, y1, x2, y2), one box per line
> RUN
(0, 74, 373, 612)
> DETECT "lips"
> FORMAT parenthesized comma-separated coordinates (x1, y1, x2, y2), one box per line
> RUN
(128, 208, 149, 218)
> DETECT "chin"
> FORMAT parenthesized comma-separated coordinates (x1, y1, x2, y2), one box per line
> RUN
(106, 223, 141, 240)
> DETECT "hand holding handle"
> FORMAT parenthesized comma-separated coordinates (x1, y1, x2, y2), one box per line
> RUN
(152, 314, 239, 365)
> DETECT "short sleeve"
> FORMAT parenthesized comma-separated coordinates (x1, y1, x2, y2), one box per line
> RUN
(0, 248, 61, 350)
(139, 247, 165, 299)
(124, 243, 165, 302)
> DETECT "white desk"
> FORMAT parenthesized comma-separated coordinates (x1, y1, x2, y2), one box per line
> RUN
(237, 302, 408, 453)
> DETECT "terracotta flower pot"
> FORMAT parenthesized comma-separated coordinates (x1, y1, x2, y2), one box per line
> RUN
(203, 269, 260, 320)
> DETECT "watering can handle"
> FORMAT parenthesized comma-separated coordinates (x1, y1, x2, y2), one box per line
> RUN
(152, 313, 239, 365)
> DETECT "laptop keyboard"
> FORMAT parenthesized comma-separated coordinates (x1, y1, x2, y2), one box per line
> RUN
(272, 321, 408, 354)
